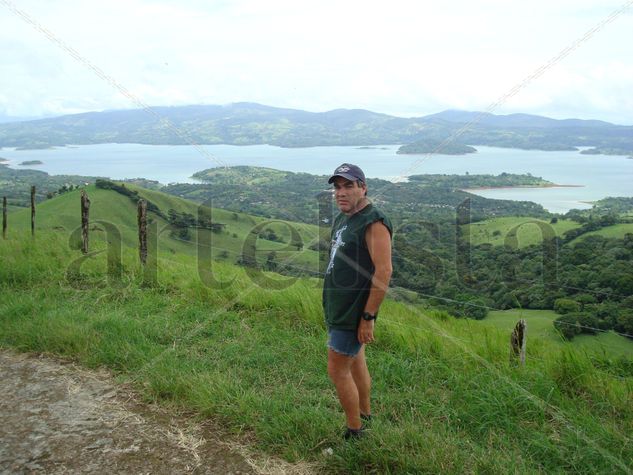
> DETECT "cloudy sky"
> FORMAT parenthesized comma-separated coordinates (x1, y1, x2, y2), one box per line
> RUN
(1, 0, 632, 123)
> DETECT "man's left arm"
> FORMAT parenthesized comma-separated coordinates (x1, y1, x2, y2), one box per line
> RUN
(357, 221, 393, 344)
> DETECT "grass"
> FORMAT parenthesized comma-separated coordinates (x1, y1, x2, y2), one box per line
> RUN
(1, 229, 632, 473)
(465, 217, 580, 248)
(575, 332, 633, 359)
(481, 309, 633, 359)
(6, 185, 321, 271)
(6, 204, 27, 213)
(482, 309, 564, 344)
(573, 223, 633, 242)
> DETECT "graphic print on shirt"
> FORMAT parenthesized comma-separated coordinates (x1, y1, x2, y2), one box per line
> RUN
(326, 225, 347, 275)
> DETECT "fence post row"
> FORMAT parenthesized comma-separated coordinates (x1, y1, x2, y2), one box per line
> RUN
(510, 319, 527, 366)
(138, 199, 147, 265)
(30, 185, 36, 236)
(2, 196, 6, 239)
(81, 190, 90, 254)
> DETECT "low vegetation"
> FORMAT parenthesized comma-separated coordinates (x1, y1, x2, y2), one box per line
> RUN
(466, 216, 580, 248)
(1, 228, 632, 473)
(6, 184, 320, 274)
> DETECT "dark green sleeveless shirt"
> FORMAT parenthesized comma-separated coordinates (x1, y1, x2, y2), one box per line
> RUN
(322, 203, 393, 330)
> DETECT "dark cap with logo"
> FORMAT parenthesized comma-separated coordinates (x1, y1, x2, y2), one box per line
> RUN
(327, 163, 366, 184)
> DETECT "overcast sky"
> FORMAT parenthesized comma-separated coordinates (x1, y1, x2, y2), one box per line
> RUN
(1, 0, 632, 124)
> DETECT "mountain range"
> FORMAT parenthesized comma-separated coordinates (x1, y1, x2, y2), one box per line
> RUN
(0, 102, 631, 154)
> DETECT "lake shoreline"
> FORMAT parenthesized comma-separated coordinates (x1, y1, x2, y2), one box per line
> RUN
(461, 183, 584, 192)
(1, 143, 631, 213)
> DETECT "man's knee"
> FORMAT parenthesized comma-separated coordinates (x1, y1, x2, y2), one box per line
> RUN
(328, 352, 352, 382)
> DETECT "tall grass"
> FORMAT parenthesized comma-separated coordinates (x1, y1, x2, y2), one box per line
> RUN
(1, 230, 632, 473)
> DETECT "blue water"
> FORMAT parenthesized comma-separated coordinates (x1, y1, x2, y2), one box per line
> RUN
(2, 143, 632, 213)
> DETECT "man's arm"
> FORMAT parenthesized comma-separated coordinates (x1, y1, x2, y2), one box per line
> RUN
(357, 221, 392, 344)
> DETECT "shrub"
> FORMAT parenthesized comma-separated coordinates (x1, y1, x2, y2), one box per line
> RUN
(554, 298, 581, 315)
(554, 314, 581, 340)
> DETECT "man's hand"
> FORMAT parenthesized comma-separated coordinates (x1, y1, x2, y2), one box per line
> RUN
(357, 319, 375, 345)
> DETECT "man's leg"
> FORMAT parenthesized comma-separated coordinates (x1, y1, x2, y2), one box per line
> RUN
(327, 348, 362, 430)
(350, 346, 371, 417)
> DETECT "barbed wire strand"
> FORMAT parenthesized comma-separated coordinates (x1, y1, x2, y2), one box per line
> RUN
(18, 222, 631, 467)
(380, 302, 633, 467)
(3, 0, 631, 462)
(151, 227, 633, 340)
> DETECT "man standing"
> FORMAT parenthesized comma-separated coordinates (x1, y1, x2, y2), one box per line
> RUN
(322, 163, 393, 439)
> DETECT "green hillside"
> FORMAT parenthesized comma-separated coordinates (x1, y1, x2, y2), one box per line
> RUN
(573, 223, 633, 242)
(466, 217, 581, 248)
(482, 309, 633, 359)
(483, 309, 564, 344)
(6, 184, 321, 272)
(1, 230, 632, 473)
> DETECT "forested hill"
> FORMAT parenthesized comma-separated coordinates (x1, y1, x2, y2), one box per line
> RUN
(1, 102, 632, 154)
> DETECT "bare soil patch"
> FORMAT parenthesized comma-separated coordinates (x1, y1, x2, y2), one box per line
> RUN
(0, 349, 311, 474)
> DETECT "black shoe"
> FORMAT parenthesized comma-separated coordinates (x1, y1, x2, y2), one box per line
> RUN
(343, 426, 365, 440)
(360, 413, 372, 423)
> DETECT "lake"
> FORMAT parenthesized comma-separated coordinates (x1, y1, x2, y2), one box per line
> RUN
(2, 143, 633, 213)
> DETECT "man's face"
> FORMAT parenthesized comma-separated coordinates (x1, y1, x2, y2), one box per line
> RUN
(333, 176, 366, 214)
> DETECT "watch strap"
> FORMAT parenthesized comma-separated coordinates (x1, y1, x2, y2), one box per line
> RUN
(362, 311, 377, 321)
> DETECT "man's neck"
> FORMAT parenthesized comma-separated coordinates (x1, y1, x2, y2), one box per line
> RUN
(343, 198, 370, 216)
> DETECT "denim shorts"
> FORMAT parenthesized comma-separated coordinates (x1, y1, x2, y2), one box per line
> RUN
(327, 327, 362, 357)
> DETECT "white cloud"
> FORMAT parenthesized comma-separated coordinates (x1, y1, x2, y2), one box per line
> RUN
(0, 0, 631, 123)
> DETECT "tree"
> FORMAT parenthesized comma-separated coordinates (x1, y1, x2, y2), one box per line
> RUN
(615, 310, 633, 337)
(265, 251, 278, 271)
(462, 298, 489, 320)
(554, 298, 580, 315)
(575, 294, 597, 310)
(554, 314, 581, 340)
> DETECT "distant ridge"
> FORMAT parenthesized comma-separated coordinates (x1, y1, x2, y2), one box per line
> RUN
(0, 102, 631, 154)
(425, 110, 616, 129)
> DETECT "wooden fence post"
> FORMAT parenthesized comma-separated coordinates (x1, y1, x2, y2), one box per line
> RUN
(2, 196, 7, 239)
(138, 199, 147, 265)
(510, 319, 527, 366)
(30, 185, 36, 236)
(80, 190, 90, 254)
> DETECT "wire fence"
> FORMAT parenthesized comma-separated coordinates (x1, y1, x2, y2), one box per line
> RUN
(156, 231, 633, 341)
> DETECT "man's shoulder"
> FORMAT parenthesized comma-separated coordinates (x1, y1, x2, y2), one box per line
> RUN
(363, 205, 392, 234)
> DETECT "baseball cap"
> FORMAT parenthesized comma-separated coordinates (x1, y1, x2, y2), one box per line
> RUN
(327, 163, 366, 184)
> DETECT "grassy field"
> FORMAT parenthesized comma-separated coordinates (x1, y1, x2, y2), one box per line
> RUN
(1, 229, 632, 473)
(481, 309, 633, 359)
(573, 223, 633, 242)
(482, 309, 563, 345)
(6, 204, 27, 213)
(465, 217, 580, 248)
(6, 185, 321, 272)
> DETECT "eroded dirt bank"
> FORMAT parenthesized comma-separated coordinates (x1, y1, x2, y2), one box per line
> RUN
(0, 349, 307, 474)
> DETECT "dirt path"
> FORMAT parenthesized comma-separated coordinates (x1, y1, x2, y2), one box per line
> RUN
(0, 350, 310, 474)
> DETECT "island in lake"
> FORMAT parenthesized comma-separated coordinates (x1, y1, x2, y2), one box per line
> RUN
(15, 145, 57, 151)
(397, 139, 477, 155)
(580, 147, 633, 156)
(19, 160, 44, 166)
(406, 172, 584, 192)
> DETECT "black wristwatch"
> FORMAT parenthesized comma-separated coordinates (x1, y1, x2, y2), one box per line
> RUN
(362, 311, 377, 322)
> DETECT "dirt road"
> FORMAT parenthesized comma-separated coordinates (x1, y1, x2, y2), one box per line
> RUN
(0, 349, 301, 474)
